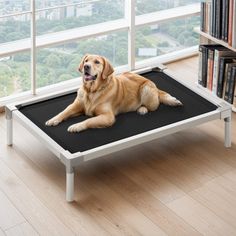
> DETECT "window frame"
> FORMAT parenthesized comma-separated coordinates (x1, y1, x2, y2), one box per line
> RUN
(0, 0, 200, 107)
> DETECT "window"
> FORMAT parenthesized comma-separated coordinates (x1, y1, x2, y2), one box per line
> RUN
(36, 31, 128, 88)
(0, 14, 30, 44)
(36, 0, 125, 35)
(136, 0, 201, 15)
(136, 16, 199, 61)
(0, 52, 30, 98)
(0, 0, 200, 102)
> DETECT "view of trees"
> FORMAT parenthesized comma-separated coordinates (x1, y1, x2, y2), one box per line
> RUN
(0, 0, 200, 98)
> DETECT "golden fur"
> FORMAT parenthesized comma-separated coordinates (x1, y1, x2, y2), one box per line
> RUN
(45, 54, 182, 132)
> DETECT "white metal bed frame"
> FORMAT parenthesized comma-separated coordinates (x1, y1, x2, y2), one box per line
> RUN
(5, 66, 232, 202)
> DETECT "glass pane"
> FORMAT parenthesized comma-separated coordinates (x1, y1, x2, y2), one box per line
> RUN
(0, 14, 30, 44)
(36, 31, 128, 88)
(0, 0, 30, 16)
(36, 0, 125, 36)
(136, 0, 201, 15)
(0, 52, 30, 98)
(135, 16, 199, 61)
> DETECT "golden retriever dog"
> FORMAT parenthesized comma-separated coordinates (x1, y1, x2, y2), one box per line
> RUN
(45, 54, 182, 132)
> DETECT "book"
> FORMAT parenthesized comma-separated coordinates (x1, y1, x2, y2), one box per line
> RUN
(232, 0, 236, 48)
(198, 45, 208, 87)
(206, 2, 212, 34)
(212, 47, 236, 94)
(228, 66, 236, 103)
(215, 0, 222, 39)
(221, 0, 229, 41)
(200, 2, 205, 32)
(217, 57, 236, 97)
(224, 63, 236, 101)
(207, 48, 214, 90)
(228, 0, 234, 46)
(212, 0, 216, 37)
(232, 67, 236, 107)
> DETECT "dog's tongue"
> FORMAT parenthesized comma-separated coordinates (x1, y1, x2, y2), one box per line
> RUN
(84, 75, 93, 81)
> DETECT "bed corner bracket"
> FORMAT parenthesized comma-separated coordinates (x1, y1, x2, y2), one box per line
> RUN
(5, 105, 17, 146)
(152, 64, 167, 72)
(218, 104, 232, 148)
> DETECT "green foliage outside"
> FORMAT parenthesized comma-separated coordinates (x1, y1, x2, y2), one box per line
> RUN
(0, 0, 199, 97)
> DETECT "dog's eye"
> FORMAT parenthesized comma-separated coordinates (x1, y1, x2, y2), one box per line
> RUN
(94, 60, 100, 64)
(85, 59, 88, 62)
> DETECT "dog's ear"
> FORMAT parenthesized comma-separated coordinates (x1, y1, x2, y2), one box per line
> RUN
(78, 54, 89, 73)
(102, 57, 114, 79)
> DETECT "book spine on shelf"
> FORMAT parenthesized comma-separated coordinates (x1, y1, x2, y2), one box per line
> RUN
(205, 3, 209, 33)
(200, 2, 205, 32)
(212, 49, 220, 94)
(229, 66, 236, 106)
(217, 58, 229, 97)
(209, 1, 213, 36)
(198, 45, 204, 86)
(202, 46, 208, 87)
(224, 63, 236, 101)
(215, 0, 222, 39)
(222, 62, 230, 97)
(228, 0, 234, 46)
(232, 0, 236, 48)
(207, 49, 214, 90)
(224, 0, 229, 41)
(212, 0, 216, 37)
(221, 0, 226, 40)
(226, 66, 236, 103)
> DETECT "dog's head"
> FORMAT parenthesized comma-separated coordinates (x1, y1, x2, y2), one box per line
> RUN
(78, 54, 114, 84)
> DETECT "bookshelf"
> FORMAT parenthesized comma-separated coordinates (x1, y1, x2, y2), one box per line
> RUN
(195, 27, 236, 53)
(196, 29, 236, 112)
(195, 0, 236, 113)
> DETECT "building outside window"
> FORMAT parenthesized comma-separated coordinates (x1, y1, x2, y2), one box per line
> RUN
(0, 0, 200, 101)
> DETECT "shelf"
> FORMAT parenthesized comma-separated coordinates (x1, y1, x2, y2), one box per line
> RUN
(194, 27, 236, 52)
(196, 83, 236, 112)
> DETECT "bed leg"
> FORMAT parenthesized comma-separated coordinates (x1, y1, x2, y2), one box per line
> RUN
(66, 165, 74, 202)
(224, 116, 231, 148)
(5, 108, 13, 146)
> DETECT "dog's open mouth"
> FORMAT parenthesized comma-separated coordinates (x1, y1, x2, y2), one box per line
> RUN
(84, 72, 97, 81)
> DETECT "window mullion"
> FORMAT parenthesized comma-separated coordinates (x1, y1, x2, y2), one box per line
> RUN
(125, 0, 135, 71)
(31, 0, 36, 95)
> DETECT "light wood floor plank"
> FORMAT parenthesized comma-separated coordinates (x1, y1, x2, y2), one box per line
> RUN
(103, 147, 186, 204)
(167, 195, 236, 236)
(0, 159, 74, 236)
(0, 228, 5, 236)
(5, 222, 38, 236)
(0, 125, 111, 235)
(9, 120, 166, 235)
(0, 190, 25, 231)
(78, 163, 167, 236)
(87, 159, 201, 236)
(190, 175, 236, 229)
(0, 56, 235, 235)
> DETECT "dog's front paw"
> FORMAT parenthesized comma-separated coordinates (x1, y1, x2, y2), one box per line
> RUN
(45, 117, 62, 126)
(67, 123, 86, 133)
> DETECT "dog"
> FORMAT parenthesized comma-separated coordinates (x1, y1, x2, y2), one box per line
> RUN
(45, 54, 182, 132)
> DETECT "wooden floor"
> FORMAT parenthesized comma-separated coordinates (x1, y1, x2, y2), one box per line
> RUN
(0, 56, 236, 236)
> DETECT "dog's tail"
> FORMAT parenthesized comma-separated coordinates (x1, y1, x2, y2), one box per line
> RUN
(159, 90, 183, 106)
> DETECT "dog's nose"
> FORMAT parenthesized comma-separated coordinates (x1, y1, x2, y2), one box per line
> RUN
(84, 64, 90, 71)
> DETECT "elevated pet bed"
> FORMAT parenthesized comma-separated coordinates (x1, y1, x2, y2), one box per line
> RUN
(5, 67, 232, 202)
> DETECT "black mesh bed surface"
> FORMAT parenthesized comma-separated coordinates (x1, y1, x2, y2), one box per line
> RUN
(18, 71, 218, 153)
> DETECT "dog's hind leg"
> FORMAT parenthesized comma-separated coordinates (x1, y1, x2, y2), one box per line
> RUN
(139, 82, 160, 112)
(158, 90, 182, 106)
(137, 106, 148, 115)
